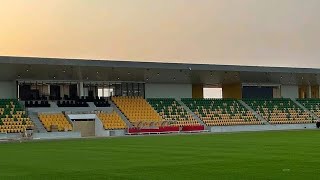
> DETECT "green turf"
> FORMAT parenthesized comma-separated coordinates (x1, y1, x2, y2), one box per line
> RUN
(1, 130, 320, 180)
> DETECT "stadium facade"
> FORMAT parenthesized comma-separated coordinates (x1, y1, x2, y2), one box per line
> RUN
(0, 56, 319, 140)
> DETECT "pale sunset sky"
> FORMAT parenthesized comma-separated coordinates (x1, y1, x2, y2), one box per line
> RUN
(0, 0, 320, 68)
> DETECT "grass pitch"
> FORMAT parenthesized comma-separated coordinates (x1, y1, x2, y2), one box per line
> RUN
(1, 130, 320, 180)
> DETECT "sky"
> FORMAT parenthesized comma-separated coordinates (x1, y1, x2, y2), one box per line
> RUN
(1, 0, 320, 67)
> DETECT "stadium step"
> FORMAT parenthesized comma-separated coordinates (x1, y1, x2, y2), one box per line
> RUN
(87, 102, 96, 108)
(108, 100, 133, 128)
(49, 101, 58, 108)
(64, 113, 75, 128)
(176, 99, 208, 128)
(28, 111, 47, 133)
(291, 98, 320, 121)
(238, 100, 270, 125)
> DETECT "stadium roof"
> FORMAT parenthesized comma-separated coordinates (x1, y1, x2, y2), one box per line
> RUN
(1, 56, 320, 85)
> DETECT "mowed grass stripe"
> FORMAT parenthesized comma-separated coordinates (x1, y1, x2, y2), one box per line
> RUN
(1, 130, 320, 180)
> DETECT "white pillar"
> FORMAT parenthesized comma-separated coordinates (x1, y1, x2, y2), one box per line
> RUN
(308, 85, 312, 98)
(60, 85, 64, 98)
(47, 85, 50, 96)
(79, 82, 84, 97)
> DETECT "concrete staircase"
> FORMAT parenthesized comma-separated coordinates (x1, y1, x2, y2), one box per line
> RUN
(176, 99, 207, 128)
(49, 101, 58, 108)
(108, 100, 132, 128)
(64, 112, 75, 128)
(238, 100, 270, 125)
(291, 98, 320, 121)
(28, 111, 47, 133)
(87, 102, 96, 108)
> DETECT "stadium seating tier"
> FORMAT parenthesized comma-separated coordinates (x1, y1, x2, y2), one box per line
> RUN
(97, 111, 127, 130)
(112, 97, 163, 126)
(182, 98, 262, 126)
(297, 99, 320, 118)
(0, 99, 33, 133)
(147, 98, 201, 127)
(244, 98, 314, 124)
(38, 113, 73, 132)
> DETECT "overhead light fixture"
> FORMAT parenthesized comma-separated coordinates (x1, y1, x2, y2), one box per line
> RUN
(53, 76, 56, 79)
(62, 70, 66, 73)
(17, 75, 21, 78)
(157, 73, 160, 76)
(117, 77, 120, 80)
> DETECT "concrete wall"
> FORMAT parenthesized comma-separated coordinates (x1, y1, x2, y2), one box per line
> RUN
(280, 85, 299, 98)
(145, 83, 192, 99)
(28, 107, 113, 114)
(222, 83, 242, 99)
(273, 87, 281, 98)
(211, 124, 315, 133)
(311, 85, 319, 98)
(73, 121, 95, 137)
(95, 116, 126, 137)
(192, 84, 203, 98)
(0, 81, 16, 99)
(33, 132, 81, 139)
(298, 85, 309, 98)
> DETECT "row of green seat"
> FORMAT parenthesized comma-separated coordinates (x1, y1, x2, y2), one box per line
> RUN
(181, 98, 261, 126)
(297, 98, 320, 118)
(244, 98, 314, 124)
(147, 98, 200, 126)
(0, 99, 33, 133)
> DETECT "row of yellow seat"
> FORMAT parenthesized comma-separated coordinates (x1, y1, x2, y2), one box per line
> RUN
(38, 113, 73, 132)
(97, 111, 127, 129)
(112, 96, 162, 123)
(2, 121, 33, 125)
(182, 99, 261, 126)
(0, 100, 34, 133)
(245, 99, 315, 124)
(206, 121, 263, 126)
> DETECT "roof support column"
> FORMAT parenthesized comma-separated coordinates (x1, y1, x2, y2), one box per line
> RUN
(47, 85, 50, 97)
(308, 85, 312, 98)
(299, 85, 308, 99)
(311, 85, 319, 98)
(79, 82, 84, 97)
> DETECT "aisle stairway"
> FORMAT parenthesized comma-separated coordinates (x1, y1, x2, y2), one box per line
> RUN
(28, 112, 46, 133)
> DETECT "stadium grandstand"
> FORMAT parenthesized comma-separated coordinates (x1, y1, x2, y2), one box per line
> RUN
(0, 55, 319, 140)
